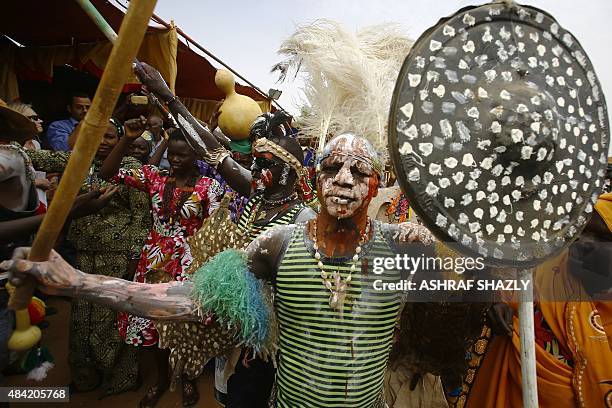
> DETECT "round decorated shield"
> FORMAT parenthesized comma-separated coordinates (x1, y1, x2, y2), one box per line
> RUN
(389, 2, 609, 267)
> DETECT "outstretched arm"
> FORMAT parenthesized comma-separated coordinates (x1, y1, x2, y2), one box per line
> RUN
(4, 248, 199, 321)
(134, 62, 253, 197)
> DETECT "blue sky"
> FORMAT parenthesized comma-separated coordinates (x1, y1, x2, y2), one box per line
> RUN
(152, 0, 611, 153)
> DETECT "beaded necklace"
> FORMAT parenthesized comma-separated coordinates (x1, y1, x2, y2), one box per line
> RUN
(312, 218, 371, 313)
(161, 174, 198, 225)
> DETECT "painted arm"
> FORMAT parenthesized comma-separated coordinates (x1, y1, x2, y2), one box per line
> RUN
(134, 62, 253, 197)
(3, 226, 291, 320)
(4, 247, 199, 321)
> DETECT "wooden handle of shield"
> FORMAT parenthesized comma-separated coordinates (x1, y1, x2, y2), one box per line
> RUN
(8, 0, 158, 310)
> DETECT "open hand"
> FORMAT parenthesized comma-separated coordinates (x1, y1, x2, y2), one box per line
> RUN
(133, 62, 173, 101)
(69, 186, 120, 218)
(1, 248, 80, 296)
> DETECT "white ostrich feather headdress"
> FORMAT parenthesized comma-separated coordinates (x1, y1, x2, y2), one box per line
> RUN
(272, 19, 414, 156)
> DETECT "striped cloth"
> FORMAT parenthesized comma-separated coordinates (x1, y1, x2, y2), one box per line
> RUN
(237, 193, 306, 241)
(275, 221, 402, 407)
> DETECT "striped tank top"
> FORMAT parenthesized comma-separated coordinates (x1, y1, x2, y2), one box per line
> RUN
(237, 194, 306, 241)
(275, 221, 401, 407)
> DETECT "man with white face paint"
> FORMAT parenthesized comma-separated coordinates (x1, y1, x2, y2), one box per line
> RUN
(5, 131, 440, 407)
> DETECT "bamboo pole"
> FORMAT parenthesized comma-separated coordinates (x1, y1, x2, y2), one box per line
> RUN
(9, 0, 158, 311)
(518, 269, 539, 407)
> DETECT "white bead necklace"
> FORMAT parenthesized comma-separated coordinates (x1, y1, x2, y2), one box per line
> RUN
(312, 219, 370, 313)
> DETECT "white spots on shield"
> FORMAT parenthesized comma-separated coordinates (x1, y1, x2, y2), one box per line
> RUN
(462, 40, 475, 53)
(475, 54, 488, 67)
(416, 56, 426, 68)
(443, 25, 456, 37)
(469, 223, 481, 234)
(490, 105, 504, 118)
(566, 67, 574, 77)
(466, 107, 480, 120)
(482, 26, 493, 43)
(501, 71, 513, 82)
(400, 102, 413, 121)
(490, 121, 502, 134)
(452, 91, 468, 105)
(452, 171, 465, 185)
(477, 139, 491, 150)
(458, 213, 469, 225)
(466, 180, 478, 191)
(462, 153, 475, 167)
(442, 102, 456, 114)
(408, 167, 420, 182)
(574, 50, 587, 68)
(511, 129, 524, 143)
(526, 57, 539, 70)
(487, 180, 497, 192)
(492, 164, 504, 177)
(562, 33, 574, 47)
(476, 191, 487, 201)
(516, 104, 530, 115)
(429, 39, 442, 51)
(497, 48, 509, 62)
(419, 143, 434, 157)
(458, 59, 470, 70)
(536, 44, 546, 57)
(436, 214, 448, 228)
(500, 90, 512, 100)
(408, 74, 422, 87)
(535, 12, 544, 24)
(444, 197, 455, 208)
(440, 119, 453, 138)
(426, 182, 440, 197)
(444, 157, 458, 169)
(403, 124, 418, 140)
(550, 23, 559, 35)
(399, 142, 414, 155)
(536, 147, 548, 161)
(477, 88, 488, 99)
(557, 97, 565, 107)
(421, 101, 434, 114)
(428, 162, 442, 176)
(421, 123, 433, 137)
(481, 157, 493, 170)
(499, 26, 511, 41)
(439, 178, 451, 189)
(433, 84, 445, 98)
(542, 31, 553, 41)
(445, 70, 459, 83)
(521, 146, 533, 160)
(462, 75, 477, 84)
(485, 69, 497, 82)
(463, 13, 476, 26)
(461, 194, 473, 206)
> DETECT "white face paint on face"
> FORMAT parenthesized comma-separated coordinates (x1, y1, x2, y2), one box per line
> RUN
(317, 135, 379, 219)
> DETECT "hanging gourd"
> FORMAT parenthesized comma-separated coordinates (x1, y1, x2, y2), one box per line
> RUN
(215, 69, 262, 140)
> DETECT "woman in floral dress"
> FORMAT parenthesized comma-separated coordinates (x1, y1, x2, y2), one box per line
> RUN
(100, 123, 223, 407)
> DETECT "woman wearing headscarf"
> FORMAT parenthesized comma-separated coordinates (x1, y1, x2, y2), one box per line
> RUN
(454, 194, 612, 408)
(26, 118, 151, 397)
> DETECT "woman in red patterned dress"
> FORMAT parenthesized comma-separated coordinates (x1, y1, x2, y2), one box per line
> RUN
(101, 122, 223, 407)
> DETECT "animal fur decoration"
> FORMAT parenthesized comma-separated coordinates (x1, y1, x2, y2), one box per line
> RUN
(272, 19, 413, 154)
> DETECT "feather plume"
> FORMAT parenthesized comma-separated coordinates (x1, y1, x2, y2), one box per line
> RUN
(273, 19, 413, 154)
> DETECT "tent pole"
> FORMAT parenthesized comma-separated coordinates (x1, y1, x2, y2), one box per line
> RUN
(75, 0, 118, 42)
(518, 268, 538, 407)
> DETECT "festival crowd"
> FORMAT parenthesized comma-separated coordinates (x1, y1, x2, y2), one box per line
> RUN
(1, 9, 612, 408)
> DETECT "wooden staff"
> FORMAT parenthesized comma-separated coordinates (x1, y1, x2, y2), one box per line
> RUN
(518, 269, 539, 407)
(9, 0, 158, 313)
